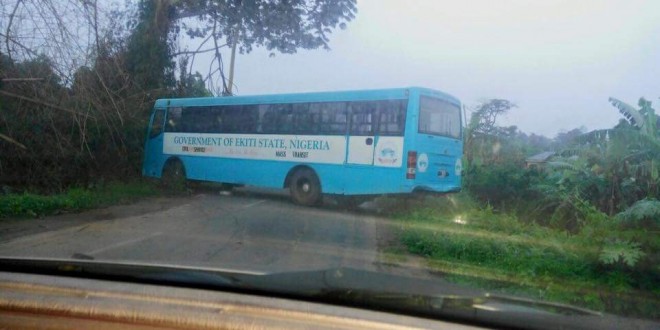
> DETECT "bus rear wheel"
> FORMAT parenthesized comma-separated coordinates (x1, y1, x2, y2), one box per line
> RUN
(162, 159, 187, 191)
(289, 168, 322, 206)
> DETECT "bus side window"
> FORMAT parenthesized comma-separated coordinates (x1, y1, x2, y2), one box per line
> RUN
(332, 103, 348, 134)
(318, 102, 347, 135)
(306, 104, 322, 134)
(259, 105, 278, 134)
(292, 103, 313, 134)
(349, 102, 374, 135)
(221, 105, 255, 133)
(222, 105, 238, 133)
(239, 105, 259, 133)
(274, 104, 294, 134)
(209, 106, 224, 133)
(197, 107, 215, 133)
(257, 104, 269, 133)
(149, 110, 165, 138)
(377, 100, 406, 136)
(165, 107, 182, 132)
(180, 107, 196, 132)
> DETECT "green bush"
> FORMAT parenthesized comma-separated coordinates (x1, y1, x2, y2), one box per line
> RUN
(395, 200, 658, 317)
(615, 199, 660, 230)
(0, 181, 160, 218)
(465, 162, 545, 213)
(401, 210, 590, 277)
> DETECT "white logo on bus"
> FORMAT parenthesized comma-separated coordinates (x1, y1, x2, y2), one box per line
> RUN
(376, 141, 397, 165)
(417, 153, 429, 173)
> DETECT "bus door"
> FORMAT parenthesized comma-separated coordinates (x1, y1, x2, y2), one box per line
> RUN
(347, 103, 375, 165)
(371, 100, 406, 169)
(143, 108, 166, 177)
(347, 101, 406, 167)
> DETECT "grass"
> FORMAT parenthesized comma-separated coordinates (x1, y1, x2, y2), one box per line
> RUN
(380, 246, 410, 264)
(0, 181, 162, 218)
(378, 192, 660, 319)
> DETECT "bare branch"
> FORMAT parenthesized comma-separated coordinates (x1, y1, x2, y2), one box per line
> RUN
(1, 78, 45, 82)
(187, 33, 215, 76)
(5, 0, 23, 62)
(0, 90, 96, 119)
(0, 133, 27, 149)
(172, 46, 225, 57)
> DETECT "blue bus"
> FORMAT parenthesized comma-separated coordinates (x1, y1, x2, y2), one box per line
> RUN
(142, 87, 463, 205)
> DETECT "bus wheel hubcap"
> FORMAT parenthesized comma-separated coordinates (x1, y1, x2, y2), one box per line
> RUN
(302, 182, 310, 193)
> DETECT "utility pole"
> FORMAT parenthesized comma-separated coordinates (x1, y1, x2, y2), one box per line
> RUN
(226, 28, 239, 95)
(226, 0, 243, 96)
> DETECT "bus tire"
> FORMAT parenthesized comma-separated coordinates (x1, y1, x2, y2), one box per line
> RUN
(161, 159, 187, 191)
(289, 168, 322, 206)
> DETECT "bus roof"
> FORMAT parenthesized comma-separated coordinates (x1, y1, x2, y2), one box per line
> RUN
(154, 87, 460, 108)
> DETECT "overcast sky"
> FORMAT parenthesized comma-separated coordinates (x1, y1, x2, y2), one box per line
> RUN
(192, 0, 660, 137)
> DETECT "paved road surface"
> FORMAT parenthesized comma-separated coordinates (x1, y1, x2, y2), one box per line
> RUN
(0, 188, 397, 274)
(3, 190, 657, 329)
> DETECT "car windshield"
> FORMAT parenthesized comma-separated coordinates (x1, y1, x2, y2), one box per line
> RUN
(0, 0, 658, 327)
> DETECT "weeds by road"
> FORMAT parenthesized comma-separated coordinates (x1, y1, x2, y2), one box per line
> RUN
(0, 181, 162, 218)
(376, 193, 660, 319)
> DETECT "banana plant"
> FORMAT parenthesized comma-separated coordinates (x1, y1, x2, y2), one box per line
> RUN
(538, 98, 659, 219)
(607, 98, 659, 201)
(608, 97, 659, 146)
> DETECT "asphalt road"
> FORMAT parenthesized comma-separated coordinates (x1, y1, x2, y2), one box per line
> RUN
(3, 190, 657, 329)
(0, 188, 398, 274)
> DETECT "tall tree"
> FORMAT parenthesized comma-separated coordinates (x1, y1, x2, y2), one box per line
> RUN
(173, 0, 357, 94)
(465, 99, 517, 164)
(0, 0, 358, 190)
(125, 0, 177, 94)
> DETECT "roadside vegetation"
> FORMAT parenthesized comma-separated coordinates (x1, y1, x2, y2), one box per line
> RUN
(0, 1, 354, 215)
(0, 0, 355, 192)
(0, 181, 161, 218)
(382, 98, 659, 318)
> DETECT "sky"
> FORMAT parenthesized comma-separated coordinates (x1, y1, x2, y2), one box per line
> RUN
(192, 0, 660, 137)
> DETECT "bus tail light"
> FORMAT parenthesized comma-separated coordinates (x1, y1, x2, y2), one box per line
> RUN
(406, 151, 417, 179)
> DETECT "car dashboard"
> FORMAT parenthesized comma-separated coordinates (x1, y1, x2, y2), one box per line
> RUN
(0, 271, 484, 330)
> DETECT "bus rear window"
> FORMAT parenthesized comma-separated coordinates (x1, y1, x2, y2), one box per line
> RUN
(419, 96, 461, 138)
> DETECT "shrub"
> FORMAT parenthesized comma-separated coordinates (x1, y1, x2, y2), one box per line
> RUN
(0, 181, 159, 218)
(615, 199, 660, 230)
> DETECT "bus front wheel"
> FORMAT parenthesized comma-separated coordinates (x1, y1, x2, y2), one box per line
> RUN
(289, 168, 322, 206)
(162, 159, 187, 191)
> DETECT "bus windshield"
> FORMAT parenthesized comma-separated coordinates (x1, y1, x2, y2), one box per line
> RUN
(419, 96, 461, 138)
